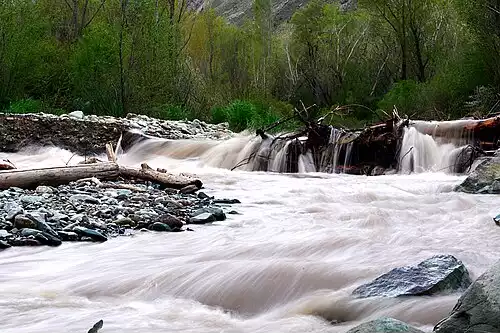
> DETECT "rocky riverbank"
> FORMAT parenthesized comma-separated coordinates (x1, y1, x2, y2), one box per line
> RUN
(0, 111, 233, 155)
(0, 179, 239, 248)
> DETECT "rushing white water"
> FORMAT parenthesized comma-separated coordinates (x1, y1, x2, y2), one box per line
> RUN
(399, 125, 473, 174)
(1, 131, 500, 333)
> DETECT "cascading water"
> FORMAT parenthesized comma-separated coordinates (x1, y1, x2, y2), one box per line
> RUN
(399, 121, 475, 174)
(1, 120, 500, 333)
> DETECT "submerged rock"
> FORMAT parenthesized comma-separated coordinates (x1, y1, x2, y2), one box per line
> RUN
(352, 255, 471, 298)
(434, 260, 500, 333)
(347, 318, 425, 333)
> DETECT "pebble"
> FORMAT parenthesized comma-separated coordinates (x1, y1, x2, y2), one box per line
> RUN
(0, 179, 240, 248)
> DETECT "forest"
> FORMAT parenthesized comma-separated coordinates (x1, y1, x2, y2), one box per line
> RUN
(0, 0, 499, 131)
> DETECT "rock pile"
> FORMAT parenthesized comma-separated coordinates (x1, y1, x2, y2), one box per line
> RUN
(0, 179, 239, 248)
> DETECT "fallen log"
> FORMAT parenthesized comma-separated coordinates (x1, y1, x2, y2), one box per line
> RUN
(0, 163, 202, 190)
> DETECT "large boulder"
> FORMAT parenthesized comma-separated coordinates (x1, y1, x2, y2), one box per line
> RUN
(455, 152, 500, 194)
(347, 318, 425, 333)
(352, 255, 471, 298)
(434, 260, 500, 333)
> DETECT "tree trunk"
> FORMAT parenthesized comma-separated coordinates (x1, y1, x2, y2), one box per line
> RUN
(0, 163, 203, 190)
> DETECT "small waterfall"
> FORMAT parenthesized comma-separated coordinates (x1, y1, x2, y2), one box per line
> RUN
(318, 128, 355, 174)
(399, 125, 474, 174)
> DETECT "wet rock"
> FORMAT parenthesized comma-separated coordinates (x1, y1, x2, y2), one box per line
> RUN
(35, 186, 54, 194)
(57, 231, 79, 241)
(0, 229, 10, 237)
(0, 240, 11, 249)
(0, 221, 13, 230)
(434, 260, 500, 333)
(88, 319, 103, 333)
(9, 238, 41, 246)
(352, 255, 471, 298)
(189, 212, 217, 224)
(69, 194, 101, 204)
(73, 226, 107, 242)
(14, 215, 37, 229)
(35, 232, 62, 246)
(456, 152, 500, 193)
(20, 228, 62, 246)
(347, 318, 425, 333)
(158, 214, 183, 229)
(192, 207, 226, 221)
(149, 222, 172, 232)
(26, 212, 59, 238)
(112, 217, 136, 227)
(213, 198, 241, 204)
(4, 202, 23, 220)
(179, 184, 199, 194)
(20, 195, 44, 204)
(370, 166, 386, 176)
(197, 192, 211, 200)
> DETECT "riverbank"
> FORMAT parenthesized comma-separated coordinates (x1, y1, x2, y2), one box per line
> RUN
(0, 178, 239, 248)
(0, 112, 232, 155)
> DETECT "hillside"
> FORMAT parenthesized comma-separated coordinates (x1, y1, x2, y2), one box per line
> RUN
(192, 0, 357, 24)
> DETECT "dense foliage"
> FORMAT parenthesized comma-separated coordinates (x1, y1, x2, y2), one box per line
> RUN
(0, 0, 498, 130)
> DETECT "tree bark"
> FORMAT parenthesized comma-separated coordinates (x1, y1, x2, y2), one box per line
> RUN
(0, 163, 203, 190)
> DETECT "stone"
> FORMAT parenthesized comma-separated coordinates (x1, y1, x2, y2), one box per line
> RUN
(0, 240, 11, 249)
(88, 319, 103, 333)
(352, 255, 471, 298)
(0, 230, 10, 237)
(371, 166, 386, 176)
(347, 318, 425, 333)
(25, 212, 59, 238)
(9, 238, 41, 246)
(14, 215, 37, 229)
(189, 212, 217, 224)
(116, 190, 132, 200)
(179, 185, 199, 194)
(456, 153, 500, 193)
(69, 194, 101, 204)
(434, 260, 500, 333)
(57, 231, 79, 241)
(192, 207, 226, 221)
(112, 217, 136, 227)
(35, 186, 54, 194)
(4, 202, 23, 220)
(68, 110, 84, 119)
(73, 226, 107, 242)
(149, 222, 172, 232)
(158, 214, 183, 229)
(213, 198, 241, 204)
(20, 195, 44, 204)
(197, 192, 211, 200)
(20, 228, 62, 246)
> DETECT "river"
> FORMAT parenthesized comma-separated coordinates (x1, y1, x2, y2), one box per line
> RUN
(1, 133, 500, 333)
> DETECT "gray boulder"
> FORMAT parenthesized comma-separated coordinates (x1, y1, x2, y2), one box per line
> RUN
(456, 152, 500, 193)
(353, 255, 471, 298)
(347, 318, 424, 333)
(434, 260, 500, 333)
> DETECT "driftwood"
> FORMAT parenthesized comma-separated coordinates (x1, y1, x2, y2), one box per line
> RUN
(0, 162, 202, 190)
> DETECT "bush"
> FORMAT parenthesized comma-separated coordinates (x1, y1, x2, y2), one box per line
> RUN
(6, 99, 43, 114)
(156, 105, 190, 121)
(378, 80, 428, 117)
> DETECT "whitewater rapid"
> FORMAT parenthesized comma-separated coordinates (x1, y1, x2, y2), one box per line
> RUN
(1, 135, 500, 332)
